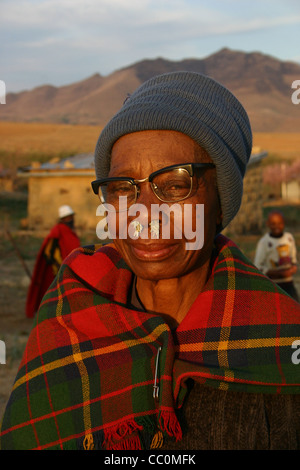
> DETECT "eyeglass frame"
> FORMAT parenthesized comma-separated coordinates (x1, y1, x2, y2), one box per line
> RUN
(91, 162, 216, 206)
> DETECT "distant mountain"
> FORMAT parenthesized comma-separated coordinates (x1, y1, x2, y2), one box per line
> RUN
(1, 48, 300, 132)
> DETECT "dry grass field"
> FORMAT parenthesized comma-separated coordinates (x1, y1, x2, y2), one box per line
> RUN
(253, 132, 300, 160)
(1, 122, 300, 170)
(0, 121, 102, 170)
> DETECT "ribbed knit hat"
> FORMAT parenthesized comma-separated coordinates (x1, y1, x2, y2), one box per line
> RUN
(94, 71, 252, 229)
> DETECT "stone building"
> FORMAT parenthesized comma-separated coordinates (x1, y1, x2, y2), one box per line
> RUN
(20, 153, 99, 232)
(0, 167, 13, 192)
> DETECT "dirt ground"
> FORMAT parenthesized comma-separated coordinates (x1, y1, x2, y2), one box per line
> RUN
(0, 229, 299, 423)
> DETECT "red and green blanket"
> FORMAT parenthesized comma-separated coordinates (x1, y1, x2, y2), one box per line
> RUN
(1, 235, 300, 450)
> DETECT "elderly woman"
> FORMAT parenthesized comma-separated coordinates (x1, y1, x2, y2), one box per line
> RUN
(1, 72, 300, 450)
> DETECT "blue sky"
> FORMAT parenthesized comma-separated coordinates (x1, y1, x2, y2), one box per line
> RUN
(1, 0, 300, 92)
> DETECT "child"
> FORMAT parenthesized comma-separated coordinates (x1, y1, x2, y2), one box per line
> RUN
(254, 210, 299, 301)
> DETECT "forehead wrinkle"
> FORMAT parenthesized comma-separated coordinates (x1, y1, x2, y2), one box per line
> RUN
(109, 152, 143, 176)
(110, 131, 213, 177)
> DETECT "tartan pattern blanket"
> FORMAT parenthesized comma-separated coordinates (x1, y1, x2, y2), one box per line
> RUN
(1, 235, 300, 450)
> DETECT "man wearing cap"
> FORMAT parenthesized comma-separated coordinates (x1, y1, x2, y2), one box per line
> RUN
(2, 72, 300, 450)
(25, 205, 80, 318)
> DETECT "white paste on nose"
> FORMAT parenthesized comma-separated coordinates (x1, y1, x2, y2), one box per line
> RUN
(129, 219, 160, 239)
(130, 220, 144, 239)
(149, 219, 160, 239)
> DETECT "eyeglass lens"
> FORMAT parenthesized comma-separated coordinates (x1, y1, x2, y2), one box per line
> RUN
(99, 168, 192, 210)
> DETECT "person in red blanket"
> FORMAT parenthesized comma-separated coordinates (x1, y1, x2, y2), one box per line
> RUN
(25, 204, 80, 318)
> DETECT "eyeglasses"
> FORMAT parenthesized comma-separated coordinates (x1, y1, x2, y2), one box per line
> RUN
(91, 162, 215, 212)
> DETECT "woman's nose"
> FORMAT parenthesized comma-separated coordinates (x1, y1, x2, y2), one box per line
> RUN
(128, 183, 163, 238)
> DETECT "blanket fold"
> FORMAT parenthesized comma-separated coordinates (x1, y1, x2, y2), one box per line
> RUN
(1, 235, 300, 450)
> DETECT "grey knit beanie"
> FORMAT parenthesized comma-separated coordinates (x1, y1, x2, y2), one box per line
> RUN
(94, 71, 252, 230)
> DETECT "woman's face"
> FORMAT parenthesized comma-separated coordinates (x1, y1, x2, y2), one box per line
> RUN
(109, 130, 222, 281)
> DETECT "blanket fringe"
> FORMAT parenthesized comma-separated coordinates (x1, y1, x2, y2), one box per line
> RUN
(150, 430, 164, 449)
(81, 413, 181, 450)
(83, 433, 95, 450)
(103, 419, 144, 450)
(106, 433, 142, 450)
(159, 410, 182, 441)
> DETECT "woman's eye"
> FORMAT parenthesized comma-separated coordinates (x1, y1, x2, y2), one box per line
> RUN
(115, 185, 131, 193)
(109, 183, 131, 194)
(164, 180, 189, 191)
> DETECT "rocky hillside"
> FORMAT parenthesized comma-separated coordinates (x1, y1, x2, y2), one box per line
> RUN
(1, 48, 300, 132)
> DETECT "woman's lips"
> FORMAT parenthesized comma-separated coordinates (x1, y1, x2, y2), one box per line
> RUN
(130, 242, 178, 260)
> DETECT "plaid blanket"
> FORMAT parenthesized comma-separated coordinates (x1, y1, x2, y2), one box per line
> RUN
(1, 235, 300, 450)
